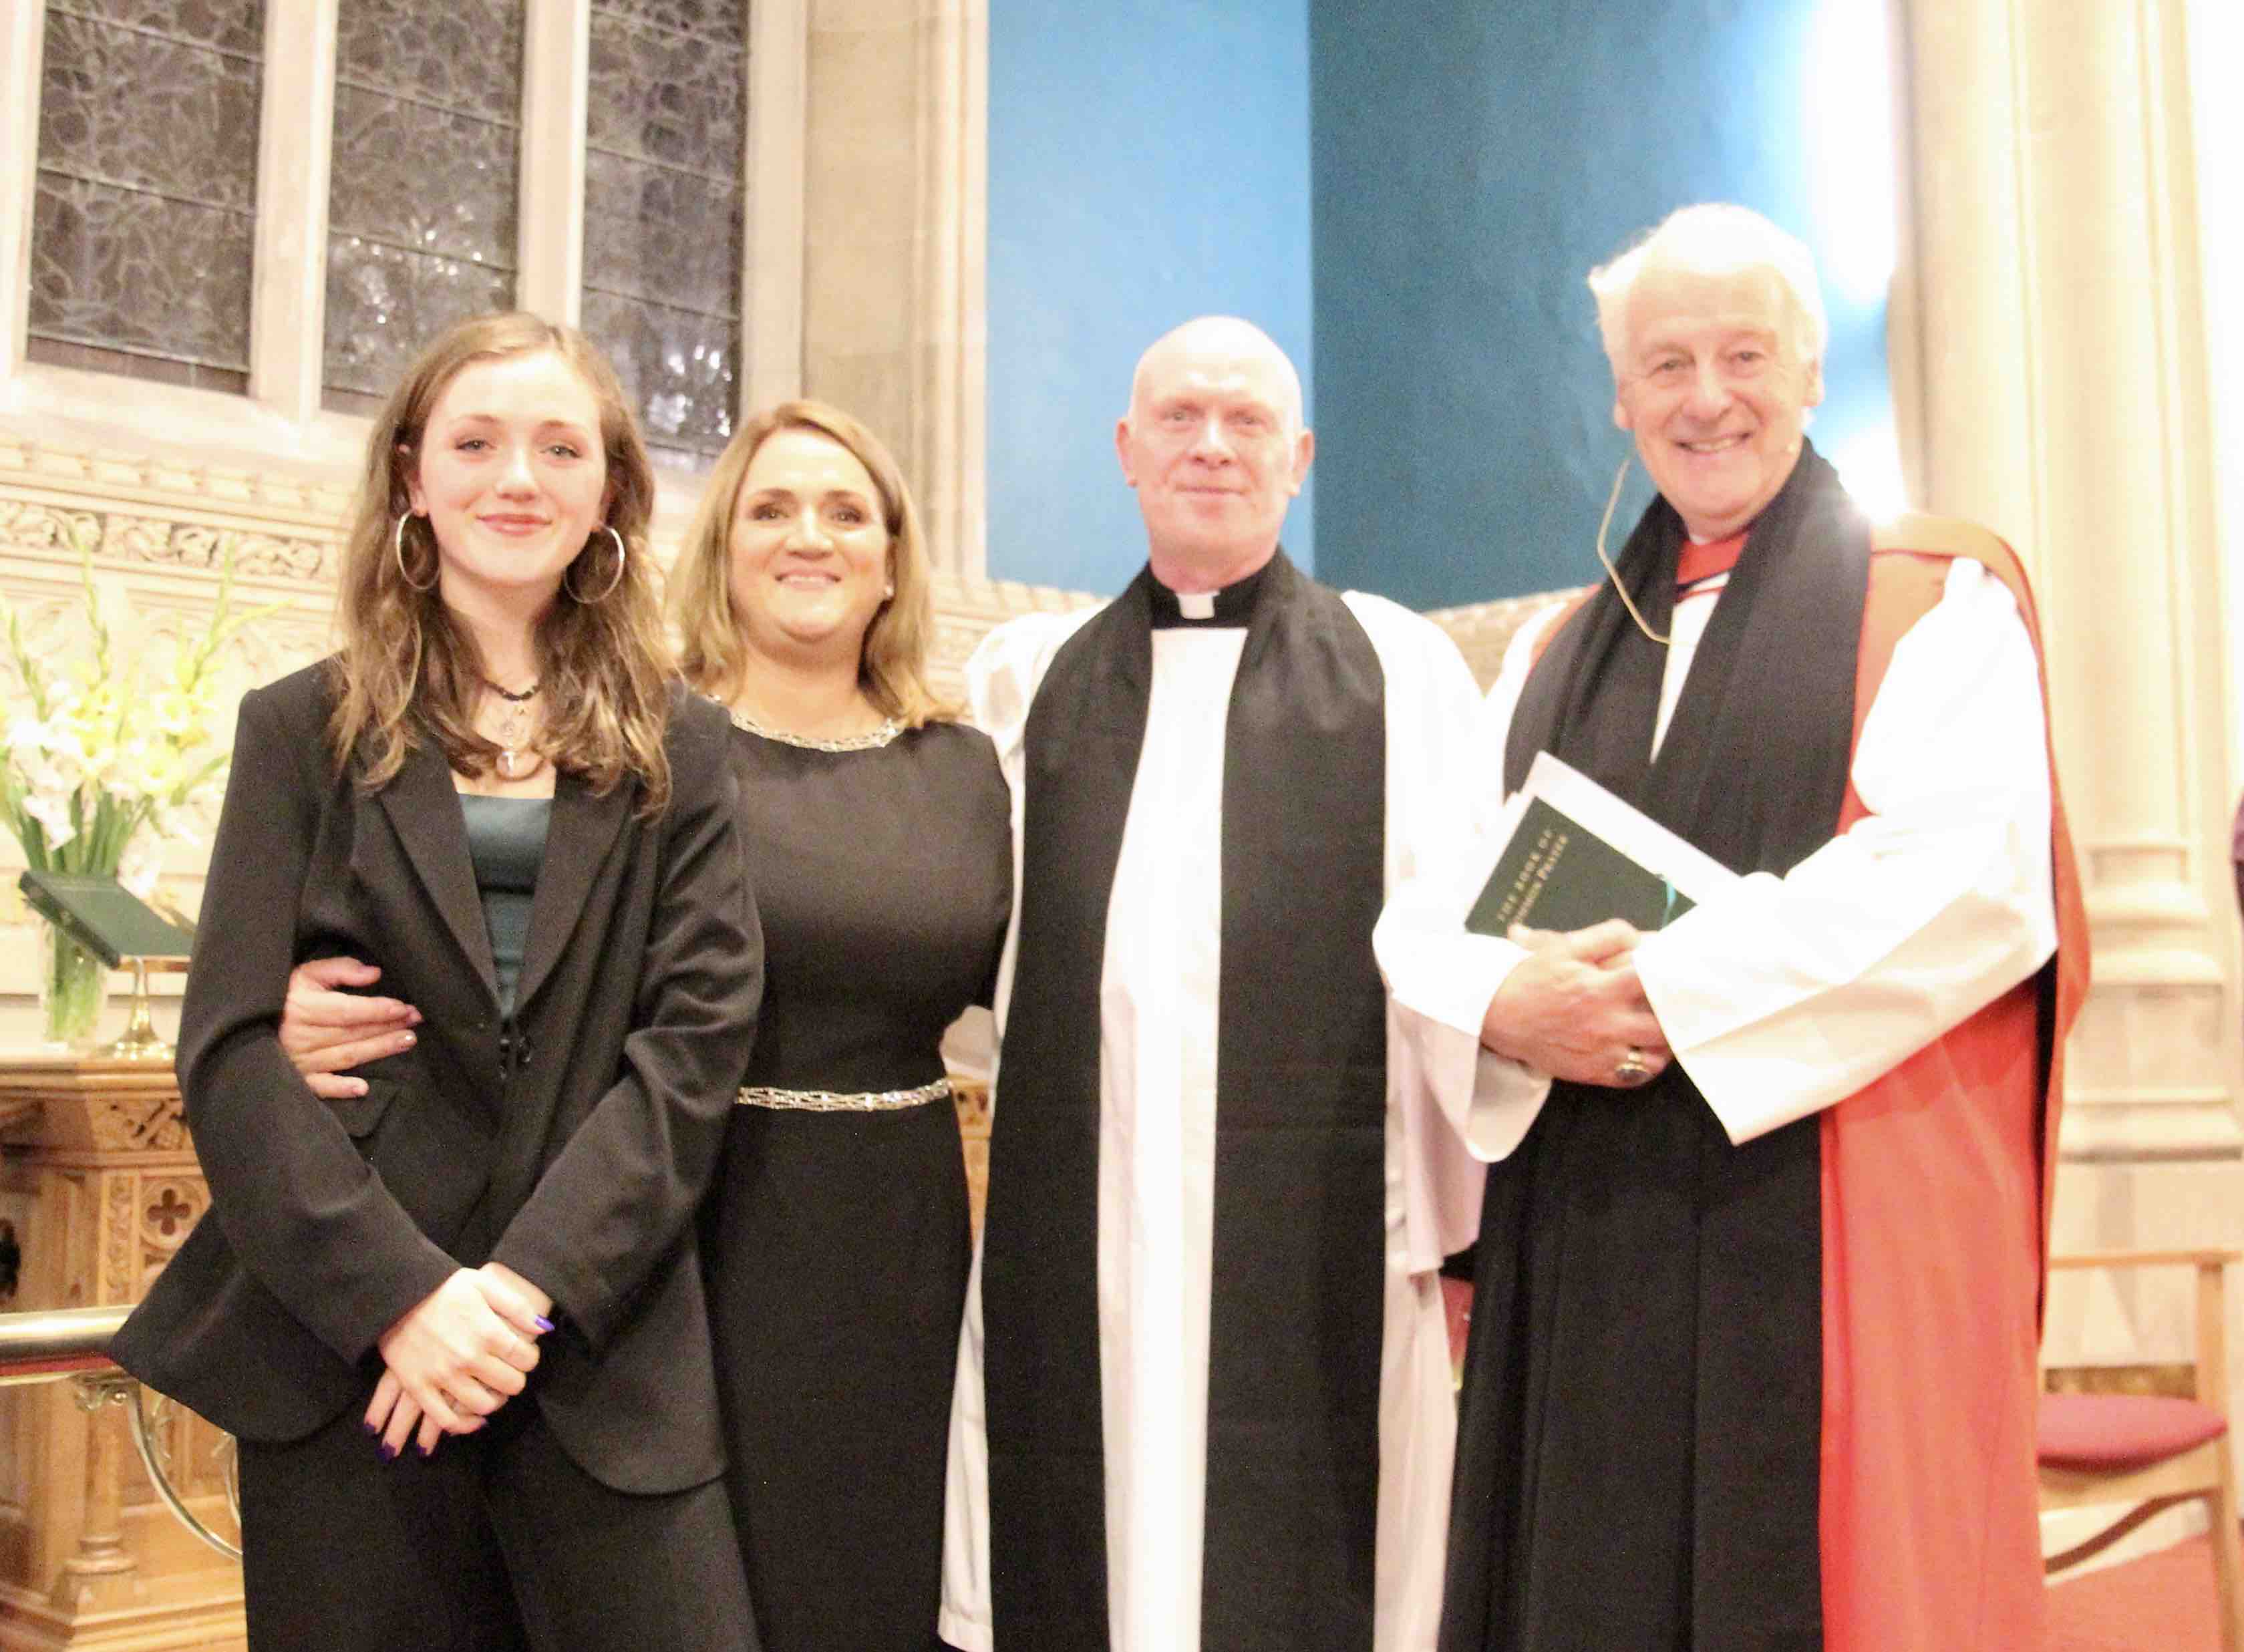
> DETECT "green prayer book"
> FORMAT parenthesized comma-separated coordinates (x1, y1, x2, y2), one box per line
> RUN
(1465, 752, 1736, 939)
(19, 869, 196, 969)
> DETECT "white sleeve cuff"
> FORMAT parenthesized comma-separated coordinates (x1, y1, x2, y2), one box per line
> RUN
(1466, 1047, 1555, 1160)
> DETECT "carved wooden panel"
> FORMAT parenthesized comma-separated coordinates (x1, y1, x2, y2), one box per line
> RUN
(0, 1057, 242, 1648)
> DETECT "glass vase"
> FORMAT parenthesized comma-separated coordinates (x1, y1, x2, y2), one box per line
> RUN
(38, 920, 108, 1051)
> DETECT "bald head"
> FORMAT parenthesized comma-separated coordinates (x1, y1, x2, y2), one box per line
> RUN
(1116, 315, 1314, 591)
(1127, 315, 1305, 435)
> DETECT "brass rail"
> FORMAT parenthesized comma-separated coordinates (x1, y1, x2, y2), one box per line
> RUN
(0, 1303, 130, 1385)
(0, 1303, 243, 1558)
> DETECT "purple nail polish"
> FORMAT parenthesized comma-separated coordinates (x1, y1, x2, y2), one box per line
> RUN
(379, 1442, 397, 1462)
(534, 1316, 554, 1333)
(362, 1420, 378, 1436)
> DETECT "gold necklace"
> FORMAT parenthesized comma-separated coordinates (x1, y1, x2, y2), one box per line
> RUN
(726, 704, 901, 752)
(482, 678, 546, 781)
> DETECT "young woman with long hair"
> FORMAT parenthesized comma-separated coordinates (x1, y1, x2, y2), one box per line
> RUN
(112, 313, 764, 1651)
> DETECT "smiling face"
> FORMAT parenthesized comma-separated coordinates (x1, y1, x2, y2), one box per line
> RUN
(1116, 320, 1313, 587)
(725, 425, 894, 667)
(407, 349, 611, 611)
(1611, 263, 1823, 540)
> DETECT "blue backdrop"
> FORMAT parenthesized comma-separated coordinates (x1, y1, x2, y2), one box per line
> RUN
(984, 0, 1899, 609)
(984, 0, 1316, 595)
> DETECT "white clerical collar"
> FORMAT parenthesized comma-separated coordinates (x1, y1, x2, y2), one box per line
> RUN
(1148, 556, 1276, 629)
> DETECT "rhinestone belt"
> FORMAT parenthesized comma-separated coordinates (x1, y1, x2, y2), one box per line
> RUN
(734, 1076, 953, 1112)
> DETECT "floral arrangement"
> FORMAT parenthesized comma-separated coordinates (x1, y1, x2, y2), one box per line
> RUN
(2, 538, 275, 1042)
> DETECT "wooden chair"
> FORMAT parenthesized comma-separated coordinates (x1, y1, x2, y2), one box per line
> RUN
(2039, 1248, 2244, 1651)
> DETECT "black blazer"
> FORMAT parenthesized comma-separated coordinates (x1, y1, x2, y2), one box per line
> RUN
(111, 665, 762, 1496)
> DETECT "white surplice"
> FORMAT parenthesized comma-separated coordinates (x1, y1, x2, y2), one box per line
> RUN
(940, 590, 1488, 1652)
(1373, 554, 2060, 1164)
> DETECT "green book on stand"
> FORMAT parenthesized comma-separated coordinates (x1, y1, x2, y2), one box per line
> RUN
(1465, 752, 1737, 939)
(19, 868, 196, 969)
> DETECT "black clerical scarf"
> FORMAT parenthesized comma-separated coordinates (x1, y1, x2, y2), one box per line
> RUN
(1441, 443, 1869, 1652)
(983, 549, 1390, 1650)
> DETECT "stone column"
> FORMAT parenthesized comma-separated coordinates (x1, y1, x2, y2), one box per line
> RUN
(801, 0, 988, 578)
(1899, 0, 2242, 1369)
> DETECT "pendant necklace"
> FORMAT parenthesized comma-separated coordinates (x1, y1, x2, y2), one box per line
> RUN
(482, 678, 545, 781)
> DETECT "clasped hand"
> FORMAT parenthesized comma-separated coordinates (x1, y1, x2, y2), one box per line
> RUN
(1479, 918, 1675, 1088)
(276, 961, 540, 1460)
(367, 1263, 553, 1461)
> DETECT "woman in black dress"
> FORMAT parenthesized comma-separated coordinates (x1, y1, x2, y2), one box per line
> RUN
(666, 399, 1009, 1650)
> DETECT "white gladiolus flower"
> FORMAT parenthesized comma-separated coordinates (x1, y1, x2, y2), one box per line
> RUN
(110, 737, 185, 806)
(5, 538, 274, 878)
(16, 731, 85, 799)
(7, 713, 49, 762)
(147, 688, 199, 741)
(119, 836, 163, 898)
(21, 790, 75, 851)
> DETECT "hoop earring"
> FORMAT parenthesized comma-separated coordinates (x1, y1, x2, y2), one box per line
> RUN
(566, 524, 627, 605)
(391, 513, 438, 593)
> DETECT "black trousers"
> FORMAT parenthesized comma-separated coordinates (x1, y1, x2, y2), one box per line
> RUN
(238, 1391, 760, 1651)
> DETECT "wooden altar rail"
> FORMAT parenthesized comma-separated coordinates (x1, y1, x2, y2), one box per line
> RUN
(0, 1310, 241, 1569)
(0, 1307, 128, 1385)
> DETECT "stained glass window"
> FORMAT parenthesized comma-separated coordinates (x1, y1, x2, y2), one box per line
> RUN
(581, 0, 746, 467)
(29, 1, 267, 393)
(322, 0, 524, 415)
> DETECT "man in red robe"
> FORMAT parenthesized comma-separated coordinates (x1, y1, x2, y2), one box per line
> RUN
(1376, 202, 2086, 1651)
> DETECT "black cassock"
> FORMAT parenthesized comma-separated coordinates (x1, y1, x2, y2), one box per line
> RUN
(981, 551, 1396, 1650)
(1443, 446, 1871, 1652)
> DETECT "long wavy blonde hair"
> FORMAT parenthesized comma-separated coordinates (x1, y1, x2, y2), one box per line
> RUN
(670, 399, 955, 725)
(327, 313, 675, 814)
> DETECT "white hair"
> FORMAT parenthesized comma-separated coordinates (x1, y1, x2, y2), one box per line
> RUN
(1587, 204, 1829, 375)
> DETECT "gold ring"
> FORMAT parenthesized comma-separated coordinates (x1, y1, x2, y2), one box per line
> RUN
(1614, 1047, 1651, 1085)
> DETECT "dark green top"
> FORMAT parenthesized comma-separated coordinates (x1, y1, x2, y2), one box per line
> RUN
(458, 793, 552, 1018)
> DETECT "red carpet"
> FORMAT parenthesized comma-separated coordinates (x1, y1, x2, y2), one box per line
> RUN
(2048, 1533, 2227, 1652)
